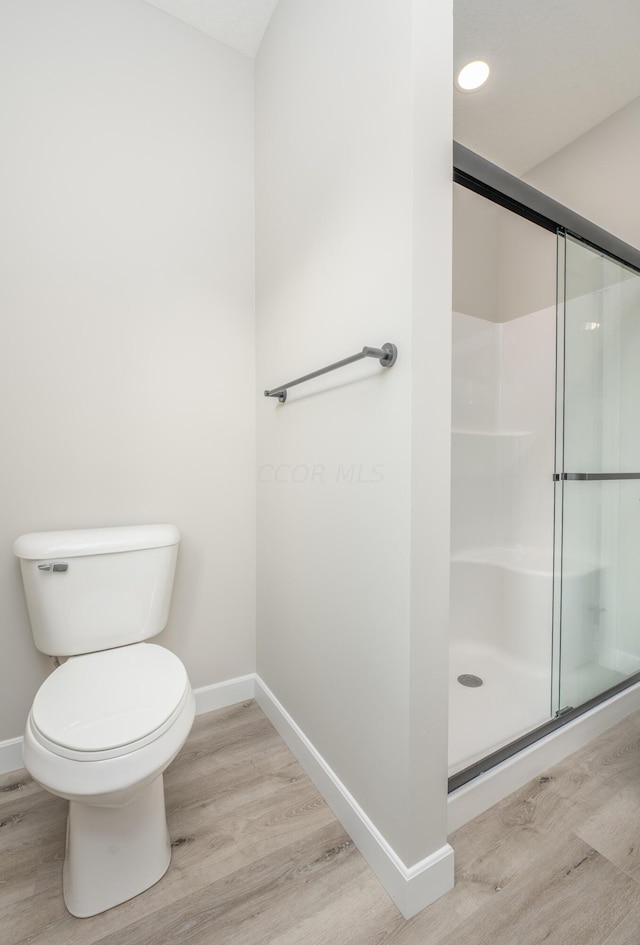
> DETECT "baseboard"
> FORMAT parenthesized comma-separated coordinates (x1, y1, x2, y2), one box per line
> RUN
(0, 737, 25, 777)
(193, 674, 256, 715)
(448, 678, 640, 833)
(0, 674, 257, 778)
(254, 675, 454, 919)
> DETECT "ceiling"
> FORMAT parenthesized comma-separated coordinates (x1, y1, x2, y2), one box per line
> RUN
(140, 0, 278, 57)
(140, 0, 640, 177)
(454, 0, 640, 175)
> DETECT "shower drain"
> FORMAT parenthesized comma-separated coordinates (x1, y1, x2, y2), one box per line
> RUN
(457, 674, 483, 688)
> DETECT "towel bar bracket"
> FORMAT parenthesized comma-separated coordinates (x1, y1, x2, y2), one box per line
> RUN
(372, 343, 397, 367)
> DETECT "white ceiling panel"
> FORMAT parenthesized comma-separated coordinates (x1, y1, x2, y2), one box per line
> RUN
(454, 0, 640, 174)
(141, 0, 279, 57)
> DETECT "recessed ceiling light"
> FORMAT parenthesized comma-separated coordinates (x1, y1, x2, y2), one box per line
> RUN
(456, 60, 490, 92)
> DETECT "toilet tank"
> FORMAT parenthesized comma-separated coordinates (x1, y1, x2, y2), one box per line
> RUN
(13, 525, 180, 656)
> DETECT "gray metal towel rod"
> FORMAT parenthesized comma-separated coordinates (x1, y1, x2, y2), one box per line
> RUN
(264, 343, 398, 403)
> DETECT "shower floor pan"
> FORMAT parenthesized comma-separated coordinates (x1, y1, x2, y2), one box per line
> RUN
(448, 640, 551, 777)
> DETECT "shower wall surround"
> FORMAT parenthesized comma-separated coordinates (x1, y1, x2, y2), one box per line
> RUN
(451, 309, 556, 553)
(450, 306, 556, 773)
(449, 181, 558, 775)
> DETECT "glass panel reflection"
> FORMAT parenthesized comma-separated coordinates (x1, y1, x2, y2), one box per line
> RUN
(559, 237, 640, 710)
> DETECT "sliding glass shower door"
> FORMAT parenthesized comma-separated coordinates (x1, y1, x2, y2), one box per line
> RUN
(556, 235, 640, 712)
(449, 145, 640, 789)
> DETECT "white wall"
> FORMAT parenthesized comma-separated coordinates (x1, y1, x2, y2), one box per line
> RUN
(525, 95, 640, 250)
(256, 0, 453, 903)
(451, 186, 557, 557)
(452, 182, 557, 325)
(0, 0, 256, 740)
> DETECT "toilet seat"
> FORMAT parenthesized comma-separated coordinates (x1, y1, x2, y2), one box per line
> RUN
(30, 643, 189, 762)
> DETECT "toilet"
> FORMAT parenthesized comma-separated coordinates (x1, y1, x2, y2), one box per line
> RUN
(13, 524, 195, 918)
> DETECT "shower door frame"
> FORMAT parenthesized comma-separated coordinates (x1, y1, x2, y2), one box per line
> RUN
(449, 143, 640, 793)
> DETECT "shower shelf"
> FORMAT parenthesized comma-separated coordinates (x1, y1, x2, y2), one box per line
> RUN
(451, 546, 552, 569)
(452, 428, 532, 437)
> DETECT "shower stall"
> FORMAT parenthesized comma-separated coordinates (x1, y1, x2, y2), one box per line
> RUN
(449, 147, 640, 786)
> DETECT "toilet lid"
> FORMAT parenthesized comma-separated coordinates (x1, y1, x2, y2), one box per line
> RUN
(31, 643, 189, 753)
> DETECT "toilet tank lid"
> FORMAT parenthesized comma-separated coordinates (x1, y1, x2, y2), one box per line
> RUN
(13, 524, 180, 560)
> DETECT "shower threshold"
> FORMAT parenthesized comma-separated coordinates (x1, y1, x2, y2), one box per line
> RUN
(448, 669, 640, 793)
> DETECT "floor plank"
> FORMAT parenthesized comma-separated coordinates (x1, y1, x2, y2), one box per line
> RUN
(436, 834, 640, 945)
(92, 822, 361, 945)
(4, 700, 640, 945)
(575, 779, 640, 881)
(601, 901, 640, 945)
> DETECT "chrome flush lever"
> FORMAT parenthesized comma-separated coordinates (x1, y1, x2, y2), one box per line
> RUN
(38, 562, 68, 572)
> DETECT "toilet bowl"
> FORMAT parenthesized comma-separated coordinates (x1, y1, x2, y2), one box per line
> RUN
(14, 525, 194, 917)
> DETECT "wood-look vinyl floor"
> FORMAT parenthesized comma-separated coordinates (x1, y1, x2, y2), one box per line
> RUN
(4, 701, 640, 944)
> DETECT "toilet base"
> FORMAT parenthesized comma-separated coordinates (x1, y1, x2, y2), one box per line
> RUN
(63, 774, 171, 918)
